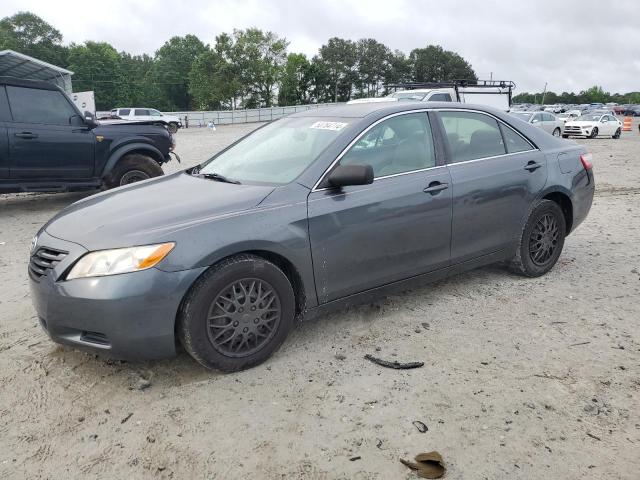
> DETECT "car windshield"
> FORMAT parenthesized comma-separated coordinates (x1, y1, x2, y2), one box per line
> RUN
(389, 92, 427, 101)
(511, 112, 532, 121)
(576, 114, 601, 122)
(199, 116, 349, 185)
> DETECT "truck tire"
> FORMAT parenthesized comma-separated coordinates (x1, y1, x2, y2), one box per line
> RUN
(168, 123, 178, 134)
(105, 153, 164, 189)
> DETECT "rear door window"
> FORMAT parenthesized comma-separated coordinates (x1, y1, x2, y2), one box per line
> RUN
(118, 108, 131, 116)
(440, 111, 506, 162)
(500, 124, 534, 154)
(340, 112, 436, 178)
(7, 86, 77, 125)
(134, 109, 150, 116)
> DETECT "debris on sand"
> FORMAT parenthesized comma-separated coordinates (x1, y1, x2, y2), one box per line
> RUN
(364, 354, 424, 370)
(412, 420, 428, 433)
(400, 451, 446, 478)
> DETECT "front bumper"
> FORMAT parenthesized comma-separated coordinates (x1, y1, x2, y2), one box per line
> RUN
(29, 231, 206, 360)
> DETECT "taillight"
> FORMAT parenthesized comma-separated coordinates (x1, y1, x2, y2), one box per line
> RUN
(580, 153, 593, 170)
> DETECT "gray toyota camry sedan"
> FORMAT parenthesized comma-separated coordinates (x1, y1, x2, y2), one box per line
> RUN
(29, 102, 594, 371)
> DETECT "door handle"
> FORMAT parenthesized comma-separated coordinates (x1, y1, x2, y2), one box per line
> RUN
(14, 132, 38, 139)
(423, 182, 449, 194)
(524, 161, 542, 172)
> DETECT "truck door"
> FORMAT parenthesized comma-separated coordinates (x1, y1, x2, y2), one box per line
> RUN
(0, 86, 10, 178)
(6, 85, 95, 179)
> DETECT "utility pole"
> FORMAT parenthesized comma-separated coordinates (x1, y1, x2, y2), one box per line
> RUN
(541, 82, 548, 105)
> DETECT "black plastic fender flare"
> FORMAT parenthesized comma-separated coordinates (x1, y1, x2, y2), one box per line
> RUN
(102, 142, 164, 178)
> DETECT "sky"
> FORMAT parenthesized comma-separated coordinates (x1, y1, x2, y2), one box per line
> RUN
(2, 0, 640, 94)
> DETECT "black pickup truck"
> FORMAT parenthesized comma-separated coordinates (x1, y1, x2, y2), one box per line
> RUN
(0, 76, 175, 193)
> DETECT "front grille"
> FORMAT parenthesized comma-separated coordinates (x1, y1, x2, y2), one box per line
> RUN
(29, 247, 68, 280)
(564, 126, 583, 134)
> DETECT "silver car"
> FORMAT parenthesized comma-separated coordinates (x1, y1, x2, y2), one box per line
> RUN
(509, 111, 564, 137)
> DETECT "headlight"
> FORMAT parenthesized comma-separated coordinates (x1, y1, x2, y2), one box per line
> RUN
(66, 243, 175, 280)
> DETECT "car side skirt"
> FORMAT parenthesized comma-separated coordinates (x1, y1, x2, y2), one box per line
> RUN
(303, 248, 512, 321)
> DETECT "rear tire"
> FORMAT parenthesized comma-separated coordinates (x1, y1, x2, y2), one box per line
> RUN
(178, 254, 295, 372)
(509, 200, 566, 277)
(105, 153, 163, 189)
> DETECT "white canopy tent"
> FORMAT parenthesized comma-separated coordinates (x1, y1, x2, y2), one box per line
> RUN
(0, 49, 73, 93)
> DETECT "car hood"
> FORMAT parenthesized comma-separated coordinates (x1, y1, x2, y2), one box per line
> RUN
(44, 172, 275, 250)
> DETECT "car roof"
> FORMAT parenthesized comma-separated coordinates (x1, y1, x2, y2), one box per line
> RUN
(0, 75, 60, 91)
(291, 101, 503, 119)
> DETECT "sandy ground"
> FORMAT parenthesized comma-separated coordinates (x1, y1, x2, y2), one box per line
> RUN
(1, 121, 639, 480)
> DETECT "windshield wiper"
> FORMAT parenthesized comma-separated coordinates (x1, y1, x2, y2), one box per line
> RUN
(195, 172, 241, 184)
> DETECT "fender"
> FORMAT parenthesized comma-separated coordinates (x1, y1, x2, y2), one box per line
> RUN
(101, 142, 164, 177)
(187, 238, 318, 309)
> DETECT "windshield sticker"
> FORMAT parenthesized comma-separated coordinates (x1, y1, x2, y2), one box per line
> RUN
(310, 121, 349, 131)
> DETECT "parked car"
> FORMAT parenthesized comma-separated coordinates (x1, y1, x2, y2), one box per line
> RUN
(563, 113, 622, 139)
(0, 77, 176, 193)
(622, 105, 640, 117)
(30, 102, 594, 371)
(509, 111, 564, 137)
(557, 111, 581, 123)
(109, 107, 183, 133)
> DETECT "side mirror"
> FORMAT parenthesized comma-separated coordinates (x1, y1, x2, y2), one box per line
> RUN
(327, 164, 374, 188)
(84, 111, 98, 128)
(69, 114, 85, 126)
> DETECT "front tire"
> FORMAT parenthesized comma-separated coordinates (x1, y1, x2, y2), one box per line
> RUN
(613, 128, 621, 139)
(178, 254, 295, 372)
(552, 128, 561, 137)
(105, 153, 164, 188)
(168, 123, 178, 134)
(589, 127, 599, 139)
(510, 200, 566, 277)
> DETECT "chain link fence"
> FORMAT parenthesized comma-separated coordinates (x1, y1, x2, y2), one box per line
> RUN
(97, 103, 343, 127)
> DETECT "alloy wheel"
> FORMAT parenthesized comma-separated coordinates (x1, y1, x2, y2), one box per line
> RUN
(206, 278, 281, 357)
(529, 213, 559, 266)
(120, 170, 150, 185)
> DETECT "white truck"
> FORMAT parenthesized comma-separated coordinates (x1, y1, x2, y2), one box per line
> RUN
(109, 108, 183, 133)
(348, 80, 515, 111)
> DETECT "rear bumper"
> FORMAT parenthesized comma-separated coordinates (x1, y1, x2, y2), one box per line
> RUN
(29, 231, 206, 360)
(571, 169, 595, 233)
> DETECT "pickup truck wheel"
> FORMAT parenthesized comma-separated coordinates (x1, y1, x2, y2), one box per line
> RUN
(178, 254, 295, 372)
(168, 123, 178, 134)
(106, 154, 164, 188)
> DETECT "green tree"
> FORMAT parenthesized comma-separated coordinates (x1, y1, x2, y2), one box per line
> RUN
(118, 52, 155, 106)
(278, 53, 312, 105)
(149, 35, 207, 110)
(0, 11, 68, 66)
(383, 50, 411, 92)
(221, 28, 288, 107)
(316, 38, 358, 102)
(188, 48, 241, 109)
(580, 85, 608, 103)
(408, 45, 477, 82)
(67, 41, 122, 110)
(354, 38, 391, 97)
